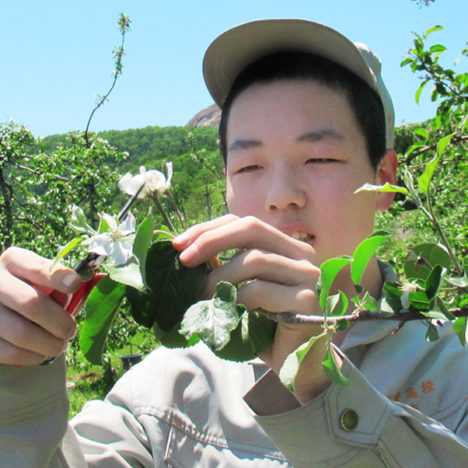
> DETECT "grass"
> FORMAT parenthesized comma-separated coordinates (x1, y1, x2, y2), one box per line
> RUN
(66, 328, 157, 419)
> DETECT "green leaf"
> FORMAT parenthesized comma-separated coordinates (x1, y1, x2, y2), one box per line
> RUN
(453, 317, 467, 346)
(412, 128, 429, 140)
(421, 310, 447, 320)
(400, 57, 412, 67)
(152, 321, 199, 348)
(351, 231, 388, 286)
(215, 309, 276, 361)
(322, 346, 350, 386)
(425, 25, 443, 35)
(404, 259, 431, 281)
(317, 257, 353, 311)
(413, 243, 452, 269)
(425, 264, 443, 299)
(408, 289, 431, 310)
(405, 142, 426, 157)
(418, 156, 439, 194)
(430, 297, 455, 321)
(360, 292, 379, 311)
(180, 281, 240, 350)
(436, 133, 455, 156)
(106, 258, 144, 291)
(429, 44, 447, 54)
(326, 291, 348, 317)
(448, 275, 468, 288)
(51, 237, 84, 268)
(402, 168, 418, 200)
(126, 239, 208, 334)
(70, 205, 94, 234)
(425, 322, 439, 342)
(382, 282, 404, 312)
(380, 296, 397, 315)
(97, 214, 113, 234)
(354, 183, 408, 195)
(415, 80, 428, 104)
(133, 216, 154, 287)
(279, 331, 327, 390)
(79, 276, 126, 364)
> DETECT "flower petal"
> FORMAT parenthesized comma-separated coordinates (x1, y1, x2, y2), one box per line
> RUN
(165, 161, 173, 188)
(101, 212, 118, 231)
(145, 170, 166, 192)
(119, 212, 136, 234)
(88, 233, 113, 256)
(111, 235, 135, 265)
(118, 173, 133, 193)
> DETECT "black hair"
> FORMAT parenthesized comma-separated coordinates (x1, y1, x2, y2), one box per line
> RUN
(218, 52, 386, 171)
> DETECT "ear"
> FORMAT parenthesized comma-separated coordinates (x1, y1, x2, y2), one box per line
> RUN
(376, 149, 398, 211)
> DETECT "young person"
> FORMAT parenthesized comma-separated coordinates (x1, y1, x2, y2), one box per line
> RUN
(1, 19, 467, 467)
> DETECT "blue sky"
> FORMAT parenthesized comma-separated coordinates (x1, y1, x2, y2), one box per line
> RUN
(1, 0, 466, 137)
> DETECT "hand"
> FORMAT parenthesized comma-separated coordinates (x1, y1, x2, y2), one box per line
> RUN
(173, 215, 334, 403)
(0, 247, 81, 366)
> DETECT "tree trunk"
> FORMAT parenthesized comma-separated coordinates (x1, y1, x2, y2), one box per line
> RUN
(0, 168, 13, 250)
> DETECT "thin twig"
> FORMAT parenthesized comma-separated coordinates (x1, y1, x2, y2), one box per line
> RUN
(399, 134, 467, 164)
(257, 307, 468, 325)
(152, 195, 176, 233)
(12, 161, 69, 181)
(84, 16, 129, 147)
(166, 191, 186, 230)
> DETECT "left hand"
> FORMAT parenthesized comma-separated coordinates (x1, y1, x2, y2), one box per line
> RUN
(173, 214, 335, 403)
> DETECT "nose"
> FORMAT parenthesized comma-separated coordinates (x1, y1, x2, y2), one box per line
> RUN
(264, 165, 307, 212)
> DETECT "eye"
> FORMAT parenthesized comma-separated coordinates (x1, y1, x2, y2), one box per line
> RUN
(236, 164, 263, 173)
(305, 158, 337, 164)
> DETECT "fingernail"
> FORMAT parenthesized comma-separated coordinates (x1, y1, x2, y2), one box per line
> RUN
(70, 325, 77, 339)
(62, 273, 77, 288)
(179, 243, 199, 265)
(173, 232, 190, 248)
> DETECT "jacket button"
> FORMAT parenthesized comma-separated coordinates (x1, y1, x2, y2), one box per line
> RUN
(340, 409, 359, 431)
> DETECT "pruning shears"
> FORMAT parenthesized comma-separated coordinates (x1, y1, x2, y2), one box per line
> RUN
(38, 183, 145, 316)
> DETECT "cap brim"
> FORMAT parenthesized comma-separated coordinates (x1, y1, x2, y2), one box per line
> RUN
(203, 19, 376, 107)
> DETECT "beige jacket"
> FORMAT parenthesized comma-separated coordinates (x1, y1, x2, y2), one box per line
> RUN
(1, 269, 468, 466)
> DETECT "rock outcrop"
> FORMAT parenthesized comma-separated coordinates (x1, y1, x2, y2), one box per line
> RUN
(186, 103, 220, 128)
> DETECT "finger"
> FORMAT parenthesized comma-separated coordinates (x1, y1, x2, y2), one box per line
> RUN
(0, 337, 48, 366)
(172, 214, 239, 250)
(202, 249, 319, 298)
(237, 280, 320, 316)
(0, 272, 77, 340)
(177, 216, 315, 267)
(0, 304, 68, 359)
(1, 247, 82, 294)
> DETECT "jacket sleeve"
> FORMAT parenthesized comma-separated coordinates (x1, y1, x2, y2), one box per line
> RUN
(0, 354, 75, 467)
(68, 376, 158, 467)
(0, 355, 155, 468)
(244, 353, 468, 468)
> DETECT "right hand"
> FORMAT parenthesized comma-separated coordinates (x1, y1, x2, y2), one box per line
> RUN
(0, 247, 81, 366)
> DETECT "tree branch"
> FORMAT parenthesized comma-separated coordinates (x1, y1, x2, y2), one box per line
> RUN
(399, 134, 467, 165)
(0, 169, 13, 249)
(257, 307, 468, 325)
(12, 161, 69, 181)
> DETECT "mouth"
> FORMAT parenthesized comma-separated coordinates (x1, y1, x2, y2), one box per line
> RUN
(288, 231, 315, 244)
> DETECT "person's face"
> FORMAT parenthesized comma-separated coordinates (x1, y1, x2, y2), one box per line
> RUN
(225, 79, 392, 265)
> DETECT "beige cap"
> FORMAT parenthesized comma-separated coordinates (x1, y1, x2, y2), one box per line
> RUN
(203, 19, 395, 147)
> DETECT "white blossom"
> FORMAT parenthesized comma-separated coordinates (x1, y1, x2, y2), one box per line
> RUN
(87, 212, 136, 266)
(400, 280, 420, 309)
(118, 163, 173, 199)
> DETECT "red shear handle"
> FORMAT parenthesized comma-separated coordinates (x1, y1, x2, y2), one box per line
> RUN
(35, 273, 106, 316)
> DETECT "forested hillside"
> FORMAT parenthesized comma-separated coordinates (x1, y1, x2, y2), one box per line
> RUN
(39, 125, 225, 229)
(36, 113, 466, 258)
